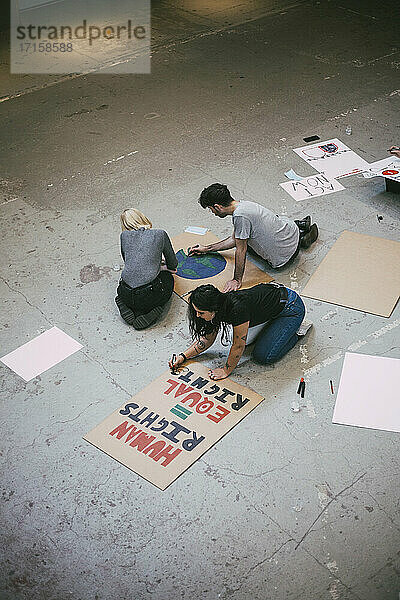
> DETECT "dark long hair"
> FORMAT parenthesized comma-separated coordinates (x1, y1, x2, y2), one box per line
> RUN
(188, 285, 232, 345)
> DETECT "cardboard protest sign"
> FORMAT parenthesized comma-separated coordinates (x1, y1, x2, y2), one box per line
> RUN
(172, 232, 273, 298)
(301, 230, 400, 317)
(280, 173, 344, 201)
(293, 138, 369, 179)
(84, 362, 264, 490)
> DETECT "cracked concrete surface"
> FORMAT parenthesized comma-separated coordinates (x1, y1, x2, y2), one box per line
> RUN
(1, 0, 400, 599)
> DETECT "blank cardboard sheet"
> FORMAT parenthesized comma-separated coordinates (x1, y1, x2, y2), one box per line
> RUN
(0, 326, 83, 381)
(301, 230, 400, 317)
(84, 362, 264, 490)
(333, 352, 400, 433)
(172, 231, 273, 298)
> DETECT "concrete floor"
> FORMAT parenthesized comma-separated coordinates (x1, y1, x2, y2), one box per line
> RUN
(1, 1, 400, 599)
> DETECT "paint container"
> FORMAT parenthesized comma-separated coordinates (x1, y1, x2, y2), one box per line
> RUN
(345, 126, 352, 135)
(291, 400, 300, 413)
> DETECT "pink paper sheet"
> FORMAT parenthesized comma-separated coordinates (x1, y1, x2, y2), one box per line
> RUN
(1, 326, 83, 381)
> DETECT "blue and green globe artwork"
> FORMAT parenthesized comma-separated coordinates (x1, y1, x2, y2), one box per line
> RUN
(175, 249, 227, 280)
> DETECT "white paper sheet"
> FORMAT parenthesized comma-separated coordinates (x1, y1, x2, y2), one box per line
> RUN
(362, 157, 400, 182)
(280, 173, 344, 201)
(0, 326, 83, 381)
(184, 226, 208, 235)
(332, 352, 400, 433)
(293, 138, 370, 179)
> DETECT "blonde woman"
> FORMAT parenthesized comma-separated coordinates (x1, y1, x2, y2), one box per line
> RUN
(115, 209, 178, 329)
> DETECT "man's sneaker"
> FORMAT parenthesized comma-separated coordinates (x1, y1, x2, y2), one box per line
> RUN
(297, 319, 313, 336)
(295, 215, 311, 233)
(300, 223, 318, 248)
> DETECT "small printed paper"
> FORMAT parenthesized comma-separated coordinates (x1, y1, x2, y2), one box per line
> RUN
(284, 168, 303, 181)
(184, 226, 208, 235)
(362, 157, 400, 182)
(333, 353, 400, 433)
(293, 138, 370, 179)
(280, 173, 344, 201)
(0, 326, 83, 381)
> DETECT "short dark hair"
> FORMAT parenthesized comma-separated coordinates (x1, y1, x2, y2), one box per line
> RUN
(198, 183, 234, 209)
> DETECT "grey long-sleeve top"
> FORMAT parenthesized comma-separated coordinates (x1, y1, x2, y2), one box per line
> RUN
(120, 228, 178, 288)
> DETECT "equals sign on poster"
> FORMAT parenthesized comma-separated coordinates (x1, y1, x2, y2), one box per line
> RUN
(170, 404, 192, 420)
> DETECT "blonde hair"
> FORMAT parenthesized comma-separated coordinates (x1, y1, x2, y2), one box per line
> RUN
(120, 208, 152, 231)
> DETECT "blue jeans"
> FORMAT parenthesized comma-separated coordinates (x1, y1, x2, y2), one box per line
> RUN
(252, 288, 305, 365)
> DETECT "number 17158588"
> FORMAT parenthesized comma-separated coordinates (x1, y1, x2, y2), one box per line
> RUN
(19, 42, 73, 52)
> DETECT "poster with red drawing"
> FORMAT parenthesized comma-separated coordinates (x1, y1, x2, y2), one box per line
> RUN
(293, 138, 369, 178)
(363, 157, 400, 182)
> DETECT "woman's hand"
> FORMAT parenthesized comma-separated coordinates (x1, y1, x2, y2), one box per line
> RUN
(169, 354, 185, 370)
(208, 367, 229, 380)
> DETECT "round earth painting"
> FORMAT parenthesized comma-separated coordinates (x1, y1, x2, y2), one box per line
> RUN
(175, 249, 227, 280)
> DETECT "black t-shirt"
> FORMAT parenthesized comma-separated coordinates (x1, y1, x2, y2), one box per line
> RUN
(225, 283, 285, 327)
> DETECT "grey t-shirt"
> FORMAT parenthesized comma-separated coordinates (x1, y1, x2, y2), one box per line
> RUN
(120, 228, 178, 288)
(232, 201, 299, 268)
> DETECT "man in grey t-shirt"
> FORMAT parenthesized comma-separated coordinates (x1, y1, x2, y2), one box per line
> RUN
(189, 183, 318, 292)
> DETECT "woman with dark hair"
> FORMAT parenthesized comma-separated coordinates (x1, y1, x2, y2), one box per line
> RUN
(169, 283, 312, 380)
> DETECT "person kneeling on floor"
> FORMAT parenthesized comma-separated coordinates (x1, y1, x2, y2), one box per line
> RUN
(115, 208, 178, 330)
(169, 282, 312, 380)
(189, 183, 318, 292)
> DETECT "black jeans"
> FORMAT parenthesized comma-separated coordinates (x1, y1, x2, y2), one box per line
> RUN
(117, 270, 174, 316)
